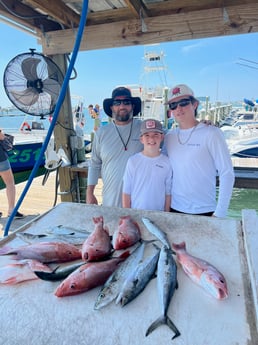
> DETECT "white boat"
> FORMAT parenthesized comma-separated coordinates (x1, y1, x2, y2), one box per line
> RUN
(221, 125, 258, 158)
(126, 46, 171, 126)
(5, 112, 91, 173)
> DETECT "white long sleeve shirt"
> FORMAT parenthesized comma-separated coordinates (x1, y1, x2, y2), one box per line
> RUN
(163, 123, 235, 217)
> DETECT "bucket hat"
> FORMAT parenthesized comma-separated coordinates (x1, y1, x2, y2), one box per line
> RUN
(103, 87, 141, 117)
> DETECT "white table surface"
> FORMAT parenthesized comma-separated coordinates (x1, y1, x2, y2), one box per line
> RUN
(0, 203, 257, 345)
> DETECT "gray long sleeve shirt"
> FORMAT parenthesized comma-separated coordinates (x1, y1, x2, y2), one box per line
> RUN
(87, 118, 143, 207)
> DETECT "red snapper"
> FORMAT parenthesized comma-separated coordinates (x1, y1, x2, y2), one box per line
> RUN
(112, 215, 141, 250)
(172, 241, 228, 300)
(81, 216, 112, 261)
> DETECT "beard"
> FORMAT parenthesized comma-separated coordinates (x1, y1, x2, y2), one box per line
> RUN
(112, 110, 133, 122)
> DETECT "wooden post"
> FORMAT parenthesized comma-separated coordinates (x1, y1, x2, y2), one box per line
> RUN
(46, 54, 76, 202)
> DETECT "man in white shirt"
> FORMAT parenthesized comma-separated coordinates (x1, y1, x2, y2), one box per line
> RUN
(163, 84, 235, 218)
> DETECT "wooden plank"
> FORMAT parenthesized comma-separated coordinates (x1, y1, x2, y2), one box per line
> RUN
(0, 172, 61, 236)
(41, 3, 258, 54)
(242, 209, 258, 332)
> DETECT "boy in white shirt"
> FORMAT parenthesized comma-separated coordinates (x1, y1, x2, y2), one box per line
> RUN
(122, 119, 172, 211)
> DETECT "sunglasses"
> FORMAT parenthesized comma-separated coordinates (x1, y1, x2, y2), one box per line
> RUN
(168, 98, 192, 110)
(112, 99, 132, 106)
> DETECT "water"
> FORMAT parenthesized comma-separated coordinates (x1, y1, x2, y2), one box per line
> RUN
(0, 109, 105, 135)
(228, 188, 258, 219)
(1, 113, 257, 220)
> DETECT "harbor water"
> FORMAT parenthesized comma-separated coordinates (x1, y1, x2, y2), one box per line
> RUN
(1, 113, 258, 220)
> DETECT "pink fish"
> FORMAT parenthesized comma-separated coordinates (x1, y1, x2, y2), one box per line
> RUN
(0, 259, 52, 285)
(54, 252, 129, 297)
(171, 241, 228, 300)
(112, 215, 141, 250)
(81, 216, 112, 261)
(0, 242, 82, 263)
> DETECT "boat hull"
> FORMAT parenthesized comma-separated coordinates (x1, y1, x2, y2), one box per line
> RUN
(7, 139, 91, 173)
(8, 142, 45, 173)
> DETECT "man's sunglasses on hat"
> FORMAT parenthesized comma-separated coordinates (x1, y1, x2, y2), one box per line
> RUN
(168, 98, 192, 110)
(112, 99, 132, 106)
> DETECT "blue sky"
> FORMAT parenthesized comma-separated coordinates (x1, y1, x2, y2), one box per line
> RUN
(1, 21, 258, 109)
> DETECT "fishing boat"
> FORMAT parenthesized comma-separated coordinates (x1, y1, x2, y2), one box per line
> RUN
(5, 113, 91, 173)
(126, 45, 171, 126)
(5, 116, 50, 173)
(221, 125, 258, 158)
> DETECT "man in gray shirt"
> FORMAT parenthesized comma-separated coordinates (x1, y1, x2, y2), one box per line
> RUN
(86, 87, 143, 207)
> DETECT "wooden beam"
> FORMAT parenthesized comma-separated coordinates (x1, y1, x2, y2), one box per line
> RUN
(41, 3, 258, 55)
(22, 0, 81, 28)
(124, 0, 149, 18)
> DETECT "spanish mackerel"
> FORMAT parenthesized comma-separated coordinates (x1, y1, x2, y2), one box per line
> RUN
(94, 242, 145, 310)
(146, 245, 180, 340)
(116, 246, 160, 307)
(141, 217, 171, 249)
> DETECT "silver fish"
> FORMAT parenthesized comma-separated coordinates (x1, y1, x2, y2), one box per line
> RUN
(141, 217, 171, 250)
(116, 246, 160, 307)
(47, 225, 89, 235)
(94, 242, 145, 310)
(16, 233, 88, 246)
(16, 230, 89, 246)
(34, 260, 85, 281)
(145, 245, 180, 340)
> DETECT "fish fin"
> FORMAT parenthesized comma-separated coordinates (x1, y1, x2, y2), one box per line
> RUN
(34, 270, 62, 281)
(1, 277, 19, 285)
(146, 316, 165, 336)
(166, 316, 181, 339)
(145, 315, 180, 339)
(0, 245, 14, 255)
(52, 265, 60, 273)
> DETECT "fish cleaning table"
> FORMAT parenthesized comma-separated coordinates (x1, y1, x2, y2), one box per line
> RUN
(0, 203, 257, 345)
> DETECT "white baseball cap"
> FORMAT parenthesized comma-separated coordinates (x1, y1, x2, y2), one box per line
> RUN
(167, 84, 198, 103)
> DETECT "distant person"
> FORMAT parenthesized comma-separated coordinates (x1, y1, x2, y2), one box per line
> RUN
(0, 129, 24, 219)
(163, 84, 235, 218)
(93, 104, 100, 131)
(122, 119, 172, 211)
(86, 87, 143, 207)
(88, 104, 97, 119)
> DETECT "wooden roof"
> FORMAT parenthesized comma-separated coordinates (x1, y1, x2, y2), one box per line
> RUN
(1, 1, 258, 54)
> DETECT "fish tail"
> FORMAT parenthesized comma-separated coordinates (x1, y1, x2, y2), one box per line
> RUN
(145, 315, 180, 340)
(0, 246, 13, 255)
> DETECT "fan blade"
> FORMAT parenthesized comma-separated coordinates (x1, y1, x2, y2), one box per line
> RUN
(21, 57, 41, 80)
(10, 88, 39, 106)
(42, 78, 61, 104)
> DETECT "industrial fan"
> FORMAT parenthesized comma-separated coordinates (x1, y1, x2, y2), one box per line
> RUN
(3, 49, 63, 117)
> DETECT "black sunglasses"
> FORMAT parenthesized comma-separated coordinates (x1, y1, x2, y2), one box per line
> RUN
(112, 99, 132, 106)
(168, 98, 192, 110)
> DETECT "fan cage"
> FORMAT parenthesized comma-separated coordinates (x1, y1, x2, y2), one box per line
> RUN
(3, 51, 64, 116)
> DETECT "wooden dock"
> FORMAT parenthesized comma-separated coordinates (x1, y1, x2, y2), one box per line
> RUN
(0, 170, 103, 237)
(0, 157, 257, 237)
(232, 157, 258, 188)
